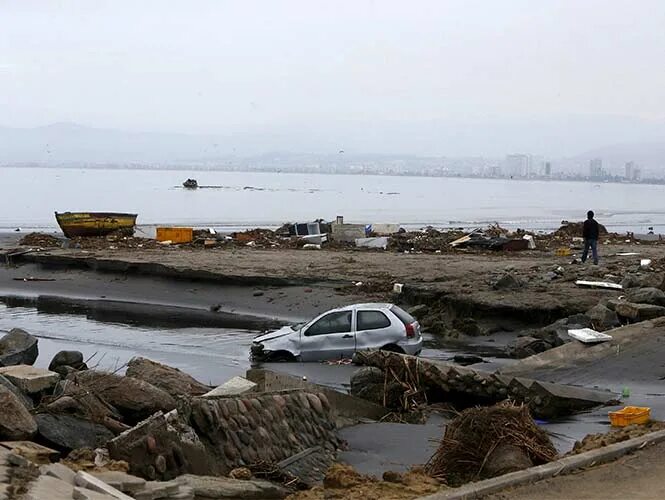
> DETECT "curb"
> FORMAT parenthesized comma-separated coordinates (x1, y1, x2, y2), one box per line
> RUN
(419, 428, 665, 499)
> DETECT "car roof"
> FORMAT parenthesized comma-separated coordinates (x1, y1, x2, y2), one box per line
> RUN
(336, 303, 394, 311)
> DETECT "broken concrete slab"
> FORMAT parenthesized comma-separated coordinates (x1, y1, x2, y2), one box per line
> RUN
(72, 487, 117, 500)
(276, 446, 333, 487)
(134, 480, 180, 499)
(74, 471, 135, 500)
(41, 461, 77, 484)
(202, 376, 257, 398)
(0, 365, 59, 394)
(26, 475, 75, 500)
(176, 474, 290, 499)
(1, 441, 59, 464)
(89, 471, 146, 495)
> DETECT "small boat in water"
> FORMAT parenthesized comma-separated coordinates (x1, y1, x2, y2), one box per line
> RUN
(55, 212, 138, 238)
(183, 178, 198, 189)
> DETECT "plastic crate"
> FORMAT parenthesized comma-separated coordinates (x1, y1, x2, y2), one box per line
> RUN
(156, 227, 193, 244)
(608, 406, 651, 427)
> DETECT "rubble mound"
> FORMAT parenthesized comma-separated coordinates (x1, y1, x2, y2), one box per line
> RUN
(288, 464, 440, 500)
(571, 420, 665, 455)
(554, 221, 608, 237)
(18, 232, 62, 247)
(425, 402, 557, 486)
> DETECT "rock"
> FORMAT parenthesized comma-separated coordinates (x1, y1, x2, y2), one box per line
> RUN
(625, 287, 665, 306)
(69, 371, 176, 423)
(35, 414, 114, 451)
(49, 351, 88, 376)
(176, 474, 290, 499)
(585, 303, 620, 331)
(406, 304, 428, 319)
(0, 373, 34, 409)
(203, 377, 257, 398)
(0, 328, 38, 366)
(0, 365, 60, 394)
(493, 273, 522, 290)
(452, 317, 482, 336)
(506, 336, 552, 359)
(615, 302, 665, 321)
(50, 380, 122, 423)
(483, 443, 533, 477)
(125, 357, 210, 397)
(350, 367, 402, 407)
(0, 384, 37, 439)
(638, 273, 665, 290)
(229, 467, 253, 480)
(72, 487, 119, 500)
(453, 354, 485, 366)
(620, 274, 641, 289)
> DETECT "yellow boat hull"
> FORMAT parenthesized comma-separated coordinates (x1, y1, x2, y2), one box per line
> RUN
(55, 212, 138, 238)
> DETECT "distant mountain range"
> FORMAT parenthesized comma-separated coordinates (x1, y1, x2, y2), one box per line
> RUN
(1, 121, 665, 170)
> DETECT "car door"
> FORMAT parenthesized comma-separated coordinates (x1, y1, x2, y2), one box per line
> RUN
(354, 309, 395, 352)
(299, 310, 355, 361)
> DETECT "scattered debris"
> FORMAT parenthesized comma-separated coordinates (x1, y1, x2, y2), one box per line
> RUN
(183, 179, 198, 189)
(18, 232, 62, 248)
(567, 328, 612, 344)
(575, 280, 623, 290)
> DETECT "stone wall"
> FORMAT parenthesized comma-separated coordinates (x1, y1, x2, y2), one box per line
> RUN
(107, 390, 338, 481)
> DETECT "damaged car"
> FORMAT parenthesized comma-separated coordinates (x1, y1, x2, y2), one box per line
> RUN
(251, 303, 422, 362)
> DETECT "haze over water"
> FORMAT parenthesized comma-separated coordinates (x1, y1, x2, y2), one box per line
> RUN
(2, 167, 663, 234)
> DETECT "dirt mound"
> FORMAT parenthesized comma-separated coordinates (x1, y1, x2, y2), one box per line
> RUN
(69, 234, 162, 250)
(570, 420, 665, 455)
(426, 402, 557, 486)
(287, 464, 440, 500)
(19, 232, 62, 247)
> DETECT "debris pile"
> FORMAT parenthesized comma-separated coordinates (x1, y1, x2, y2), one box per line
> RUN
(287, 463, 440, 500)
(570, 420, 665, 455)
(18, 232, 62, 248)
(425, 402, 557, 485)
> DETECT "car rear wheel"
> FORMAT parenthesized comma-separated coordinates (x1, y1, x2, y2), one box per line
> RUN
(380, 344, 405, 354)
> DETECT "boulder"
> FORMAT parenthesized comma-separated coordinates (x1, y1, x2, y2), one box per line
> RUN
(615, 302, 665, 321)
(585, 303, 620, 331)
(620, 274, 641, 289)
(493, 273, 522, 290)
(35, 413, 114, 451)
(0, 373, 34, 409)
(126, 357, 209, 397)
(0, 384, 38, 440)
(49, 351, 88, 377)
(51, 380, 122, 422)
(638, 273, 665, 290)
(69, 371, 177, 423)
(0, 328, 38, 366)
(625, 287, 665, 306)
(506, 336, 552, 359)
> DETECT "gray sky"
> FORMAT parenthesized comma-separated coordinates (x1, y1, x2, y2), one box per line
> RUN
(2, 0, 665, 156)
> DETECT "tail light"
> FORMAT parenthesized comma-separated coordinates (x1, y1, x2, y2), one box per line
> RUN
(405, 322, 416, 338)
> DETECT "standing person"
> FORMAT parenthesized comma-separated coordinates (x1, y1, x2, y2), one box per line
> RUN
(582, 210, 599, 265)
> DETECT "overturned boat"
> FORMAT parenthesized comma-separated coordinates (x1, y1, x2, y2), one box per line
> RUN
(183, 178, 198, 189)
(55, 211, 138, 238)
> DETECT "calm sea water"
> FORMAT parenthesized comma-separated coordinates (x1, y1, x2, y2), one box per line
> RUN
(1, 166, 664, 233)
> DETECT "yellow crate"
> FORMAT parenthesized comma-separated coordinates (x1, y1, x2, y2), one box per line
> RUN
(608, 406, 651, 427)
(555, 247, 572, 256)
(156, 227, 193, 244)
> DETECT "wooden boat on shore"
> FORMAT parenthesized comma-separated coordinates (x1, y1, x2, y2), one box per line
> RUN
(54, 212, 138, 238)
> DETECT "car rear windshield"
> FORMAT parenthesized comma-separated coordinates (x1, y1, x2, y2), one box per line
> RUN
(390, 305, 416, 325)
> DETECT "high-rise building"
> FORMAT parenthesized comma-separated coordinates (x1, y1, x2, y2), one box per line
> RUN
(544, 162, 552, 176)
(625, 161, 635, 180)
(504, 154, 530, 177)
(589, 158, 603, 178)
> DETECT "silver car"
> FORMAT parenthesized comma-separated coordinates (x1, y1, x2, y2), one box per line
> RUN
(250, 303, 422, 362)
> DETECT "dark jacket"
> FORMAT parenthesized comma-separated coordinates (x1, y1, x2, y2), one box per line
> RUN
(583, 219, 599, 240)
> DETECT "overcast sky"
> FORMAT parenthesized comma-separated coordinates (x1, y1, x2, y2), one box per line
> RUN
(2, 0, 665, 156)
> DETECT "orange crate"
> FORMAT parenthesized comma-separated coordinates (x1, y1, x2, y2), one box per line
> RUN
(608, 406, 651, 427)
(156, 227, 193, 244)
